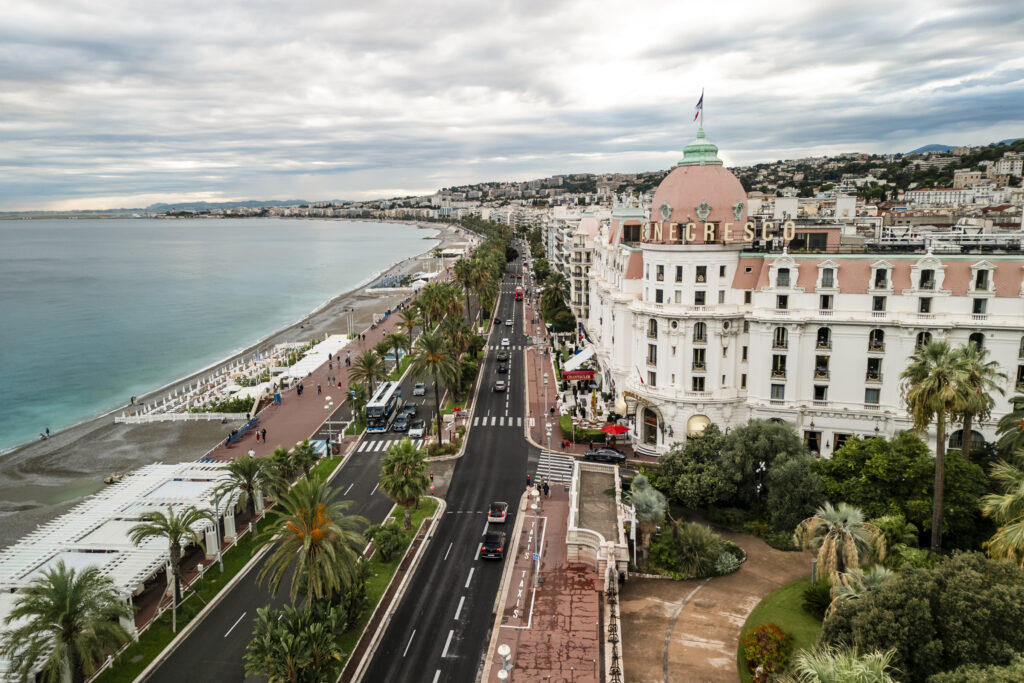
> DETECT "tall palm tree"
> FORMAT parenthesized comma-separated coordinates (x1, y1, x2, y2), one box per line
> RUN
(900, 340, 969, 553)
(256, 477, 367, 603)
(349, 350, 386, 394)
(995, 395, 1024, 457)
(379, 438, 431, 529)
(468, 259, 490, 320)
(214, 455, 267, 528)
(399, 308, 420, 343)
(980, 458, 1024, 566)
(409, 331, 458, 443)
(793, 502, 886, 577)
(453, 257, 475, 323)
(129, 504, 216, 633)
(244, 601, 346, 683)
(384, 331, 409, 375)
(544, 271, 570, 305)
(348, 381, 370, 425)
(290, 439, 319, 479)
(417, 282, 444, 329)
(953, 341, 1005, 462)
(440, 317, 471, 358)
(262, 446, 299, 501)
(0, 562, 133, 683)
(374, 339, 394, 371)
(783, 645, 898, 683)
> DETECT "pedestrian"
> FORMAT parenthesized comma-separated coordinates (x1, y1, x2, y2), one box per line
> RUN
(261, 428, 266, 442)
(543, 481, 550, 497)
(45, 427, 50, 437)
(255, 431, 260, 443)
(317, 384, 322, 395)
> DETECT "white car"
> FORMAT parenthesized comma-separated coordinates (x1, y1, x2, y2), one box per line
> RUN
(408, 419, 426, 438)
(501, 338, 510, 347)
(505, 319, 513, 326)
(412, 382, 426, 396)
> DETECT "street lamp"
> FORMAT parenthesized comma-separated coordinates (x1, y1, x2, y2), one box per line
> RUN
(324, 397, 334, 444)
(498, 643, 513, 680)
(531, 493, 541, 587)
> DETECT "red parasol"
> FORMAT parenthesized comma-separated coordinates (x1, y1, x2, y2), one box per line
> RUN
(601, 424, 630, 435)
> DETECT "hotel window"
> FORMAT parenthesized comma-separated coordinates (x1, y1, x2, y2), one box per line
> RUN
(919, 297, 932, 313)
(868, 329, 885, 352)
(866, 357, 882, 381)
(675, 266, 683, 283)
(674, 290, 682, 304)
(1017, 366, 1024, 391)
(742, 346, 748, 361)
(916, 331, 932, 348)
(647, 318, 658, 339)
(771, 384, 785, 401)
(777, 268, 791, 287)
(740, 373, 747, 389)
(865, 388, 880, 405)
(872, 296, 886, 312)
(648, 371, 657, 387)
(920, 269, 935, 290)
(696, 265, 707, 283)
(647, 344, 657, 365)
(1019, 336, 1024, 359)
(693, 348, 706, 370)
(656, 265, 664, 282)
(772, 354, 787, 378)
(692, 376, 705, 392)
(816, 327, 831, 349)
(777, 295, 789, 310)
(874, 268, 888, 288)
(821, 268, 835, 288)
(969, 332, 984, 349)
(814, 385, 828, 401)
(744, 290, 752, 304)
(975, 269, 990, 291)
(973, 298, 987, 315)
(820, 294, 833, 311)
(773, 327, 788, 349)
(718, 291, 725, 304)
(694, 291, 706, 306)
(655, 289, 664, 304)
(815, 355, 830, 379)
(719, 265, 726, 277)
(743, 320, 750, 333)
(693, 322, 707, 342)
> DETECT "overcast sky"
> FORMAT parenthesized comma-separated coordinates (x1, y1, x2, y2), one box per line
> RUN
(2, 0, 1022, 210)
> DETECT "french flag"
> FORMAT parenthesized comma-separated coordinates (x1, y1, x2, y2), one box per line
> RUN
(693, 90, 704, 121)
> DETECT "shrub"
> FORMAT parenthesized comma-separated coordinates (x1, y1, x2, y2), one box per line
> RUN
(744, 520, 772, 538)
(701, 507, 753, 530)
(742, 623, 793, 682)
(765, 531, 796, 551)
(649, 521, 725, 580)
(801, 580, 832, 620)
(714, 551, 741, 576)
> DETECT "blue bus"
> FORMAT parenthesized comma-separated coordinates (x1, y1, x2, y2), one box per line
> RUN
(366, 381, 403, 432)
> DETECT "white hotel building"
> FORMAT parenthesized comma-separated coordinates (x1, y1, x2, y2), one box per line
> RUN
(587, 129, 1024, 456)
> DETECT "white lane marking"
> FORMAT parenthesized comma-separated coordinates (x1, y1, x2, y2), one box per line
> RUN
(518, 417, 523, 427)
(455, 596, 465, 620)
(415, 440, 423, 450)
(491, 417, 497, 426)
(498, 417, 504, 426)
(465, 567, 475, 588)
(473, 416, 479, 426)
(444, 542, 452, 561)
(357, 441, 369, 452)
(474, 543, 481, 561)
(344, 483, 353, 495)
(224, 612, 247, 638)
(442, 629, 455, 658)
(403, 629, 416, 657)
(432, 671, 441, 683)
(371, 482, 379, 495)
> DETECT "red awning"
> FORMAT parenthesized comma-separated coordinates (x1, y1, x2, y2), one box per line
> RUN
(562, 370, 594, 380)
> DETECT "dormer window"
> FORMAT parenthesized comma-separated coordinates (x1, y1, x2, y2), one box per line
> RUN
(874, 268, 888, 289)
(777, 268, 791, 287)
(821, 268, 835, 288)
(975, 269, 989, 291)
(920, 269, 935, 290)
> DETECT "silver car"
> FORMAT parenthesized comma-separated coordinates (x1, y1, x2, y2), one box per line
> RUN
(412, 382, 426, 396)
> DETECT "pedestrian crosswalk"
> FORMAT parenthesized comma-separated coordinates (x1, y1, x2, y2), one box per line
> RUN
(488, 344, 525, 351)
(535, 451, 576, 483)
(471, 415, 523, 427)
(355, 437, 425, 453)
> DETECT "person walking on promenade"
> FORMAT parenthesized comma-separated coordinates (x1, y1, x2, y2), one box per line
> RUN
(255, 430, 260, 443)
(261, 428, 267, 442)
(317, 384, 322, 395)
(543, 481, 550, 497)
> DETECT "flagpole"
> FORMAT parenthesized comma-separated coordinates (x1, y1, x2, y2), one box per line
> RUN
(700, 88, 704, 128)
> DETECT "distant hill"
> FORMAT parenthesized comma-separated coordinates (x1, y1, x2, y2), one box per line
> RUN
(145, 199, 314, 211)
(908, 144, 955, 154)
(999, 138, 1022, 145)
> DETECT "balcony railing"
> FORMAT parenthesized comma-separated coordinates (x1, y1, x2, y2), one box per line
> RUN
(774, 309, 791, 316)
(692, 362, 706, 371)
(864, 403, 880, 410)
(919, 281, 935, 290)
(647, 331, 657, 339)
(868, 342, 885, 353)
(972, 313, 988, 321)
(772, 341, 788, 350)
(817, 310, 834, 317)
(1017, 381, 1024, 392)
(917, 312, 936, 320)
(770, 399, 785, 405)
(685, 391, 713, 399)
(692, 336, 707, 344)
(814, 369, 830, 380)
(871, 311, 887, 318)
(771, 370, 787, 379)
(816, 340, 832, 350)
(812, 399, 828, 407)
(866, 373, 883, 383)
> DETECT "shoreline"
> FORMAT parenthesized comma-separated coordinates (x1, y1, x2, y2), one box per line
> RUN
(0, 220, 469, 548)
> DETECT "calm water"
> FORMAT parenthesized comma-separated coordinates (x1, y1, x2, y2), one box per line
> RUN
(0, 218, 437, 452)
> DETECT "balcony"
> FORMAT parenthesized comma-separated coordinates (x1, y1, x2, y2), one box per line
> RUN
(814, 369, 830, 380)
(770, 399, 785, 405)
(871, 311, 887, 319)
(816, 340, 832, 350)
(692, 362, 707, 372)
(865, 373, 883, 383)
(771, 370, 787, 379)
(817, 310, 834, 317)
(972, 313, 988, 321)
(647, 358, 657, 367)
(692, 336, 707, 345)
(685, 391, 713, 399)
(868, 342, 885, 353)
(917, 312, 936, 320)
(812, 399, 828, 407)
(774, 309, 791, 316)
(919, 281, 935, 291)
(772, 341, 788, 350)
(864, 403, 881, 410)
(647, 331, 657, 340)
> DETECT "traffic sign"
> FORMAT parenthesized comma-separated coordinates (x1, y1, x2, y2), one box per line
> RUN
(532, 553, 539, 561)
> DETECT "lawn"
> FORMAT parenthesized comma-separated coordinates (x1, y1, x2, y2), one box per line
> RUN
(338, 497, 440, 660)
(737, 576, 822, 683)
(344, 419, 366, 436)
(389, 354, 413, 381)
(310, 454, 343, 482)
(95, 531, 262, 683)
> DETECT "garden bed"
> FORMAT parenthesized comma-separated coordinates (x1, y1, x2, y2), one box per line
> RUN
(736, 576, 821, 683)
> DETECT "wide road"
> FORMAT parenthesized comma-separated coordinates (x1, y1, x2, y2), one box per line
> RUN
(144, 341, 448, 682)
(362, 255, 539, 682)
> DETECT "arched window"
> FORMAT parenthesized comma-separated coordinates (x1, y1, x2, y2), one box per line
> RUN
(916, 331, 932, 348)
(948, 429, 985, 451)
(969, 332, 984, 349)
(868, 329, 885, 351)
(647, 318, 658, 339)
(816, 327, 831, 350)
(693, 322, 707, 342)
(773, 327, 788, 349)
(1020, 336, 1024, 359)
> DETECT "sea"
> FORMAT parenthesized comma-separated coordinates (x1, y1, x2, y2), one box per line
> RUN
(0, 218, 438, 453)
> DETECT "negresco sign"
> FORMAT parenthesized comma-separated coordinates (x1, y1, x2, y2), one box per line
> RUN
(645, 220, 798, 243)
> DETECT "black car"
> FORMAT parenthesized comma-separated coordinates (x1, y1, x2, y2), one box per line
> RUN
(497, 362, 507, 374)
(400, 402, 417, 419)
(391, 415, 410, 432)
(496, 350, 509, 362)
(480, 530, 507, 559)
(583, 447, 626, 464)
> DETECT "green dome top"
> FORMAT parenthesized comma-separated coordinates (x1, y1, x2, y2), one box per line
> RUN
(677, 127, 722, 167)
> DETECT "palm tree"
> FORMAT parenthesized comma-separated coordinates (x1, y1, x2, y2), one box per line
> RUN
(384, 331, 409, 375)
(417, 282, 445, 329)
(783, 645, 898, 683)
(453, 257, 475, 322)
(440, 317, 471, 358)
(348, 381, 370, 426)
(995, 395, 1024, 457)
(262, 446, 300, 501)
(0, 561, 133, 683)
(349, 350, 386, 394)
(628, 474, 667, 558)
(129, 504, 216, 633)
(900, 340, 969, 553)
(980, 458, 1024, 566)
(214, 455, 267, 529)
(244, 601, 346, 683)
(409, 331, 458, 443)
(826, 565, 895, 618)
(468, 259, 490, 319)
(793, 502, 886, 578)
(379, 438, 432, 529)
(399, 307, 420, 343)
(544, 271, 570, 305)
(256, 477, 367, 603)
(290, 439, 319, 479)
(374, 339, 394, 372)
(953, 341, 1005, 462)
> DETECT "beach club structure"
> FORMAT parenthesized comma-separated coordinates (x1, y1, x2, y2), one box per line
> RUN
(0, 462, 247, 680)
(585, 127, 1024, 456)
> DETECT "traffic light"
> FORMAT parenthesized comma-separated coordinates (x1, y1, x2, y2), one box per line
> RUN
(526, 475, 531, 487)
(429, 472, 434, 481)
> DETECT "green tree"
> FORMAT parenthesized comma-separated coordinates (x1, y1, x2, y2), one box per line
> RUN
(900, 340, 969, 553)
(129, 504, 216, 632)
(409, 331, 458, 443)
(380, 438, 431, 530)
(720, 419, 810, 507)
(629, 474, 667, 558)
(215, 454, 268, 527)
(655, 424, 734, 508)
(995, 395, 1024, 457)
(648, 520, 725, 579)
(453, 257, 475, 322)
(256, 477, 367, 603)
(244, 601, 347, 683)
(0, 562, 133, 683)
(290, 439, 319, 479)
(348, 381, 369, 425)
(928, 655, 1024, 683)
(980, 459, 1024, 566)
(953, 342, 1005, 463)
(374, 339, 393, 368)
(384, 332, 409, 374)
(364, 519, 404, 562)
(793, 502, 886, 576)
(826, 566, 895, 618)
(263, 446, 300, 500)
(399, 308, 420, 342)
(767, 455, 825, 533)
(782, 645, 898, 683)
(349, 350, 387, 394)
